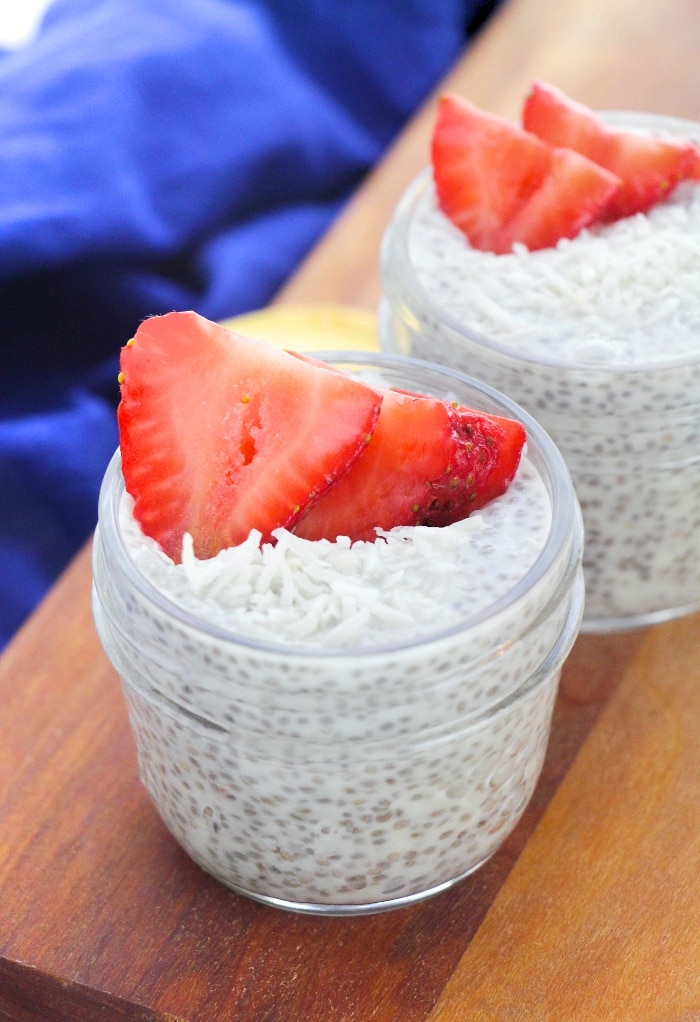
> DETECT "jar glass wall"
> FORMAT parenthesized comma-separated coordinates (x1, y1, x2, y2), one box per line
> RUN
(92, 353, 584, 914)
(378, 113, 700, 631)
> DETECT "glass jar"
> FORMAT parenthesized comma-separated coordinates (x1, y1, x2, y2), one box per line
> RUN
(379, 113, 700, 632)
(92, 352, 583, 915)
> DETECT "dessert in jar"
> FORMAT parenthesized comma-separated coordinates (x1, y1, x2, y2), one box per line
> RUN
(92, 312, 584, 915)
(379, 82, 700, 631)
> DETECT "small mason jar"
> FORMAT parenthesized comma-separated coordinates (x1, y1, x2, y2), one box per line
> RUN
(379, 113, 700, 632)
(92, 352, 584, 915)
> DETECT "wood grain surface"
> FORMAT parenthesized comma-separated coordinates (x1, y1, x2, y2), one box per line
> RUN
(427, 613, 700, 1022)
(2, 0, 700, 1018)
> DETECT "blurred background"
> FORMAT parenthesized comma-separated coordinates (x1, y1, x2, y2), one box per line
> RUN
(0, 2, 54, 48)
(0, 0, 500, 650)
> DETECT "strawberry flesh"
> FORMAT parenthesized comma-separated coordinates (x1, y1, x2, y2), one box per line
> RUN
(431, 92, 621, 254)
(293, 383, 526, 543)
(522, 80, 698, 219)
(118, 311, 382, 560)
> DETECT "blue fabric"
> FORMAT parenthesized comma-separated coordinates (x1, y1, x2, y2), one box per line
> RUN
(0, 0, 499, 648)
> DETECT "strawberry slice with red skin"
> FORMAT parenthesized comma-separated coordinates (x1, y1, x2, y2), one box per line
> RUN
(690, 148, 700, 179)
(293, 379, 527, 544)
(431, 92, 621, 254)
(117, 311, 382, 561)
(522, 80, 698, 219)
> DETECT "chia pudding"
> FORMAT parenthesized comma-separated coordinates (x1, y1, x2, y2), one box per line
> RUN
(92, 352, 584, 914)
(379, 112, 700, 631)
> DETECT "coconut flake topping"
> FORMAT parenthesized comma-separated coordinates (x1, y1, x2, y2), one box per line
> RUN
(120, 454, 550, 650)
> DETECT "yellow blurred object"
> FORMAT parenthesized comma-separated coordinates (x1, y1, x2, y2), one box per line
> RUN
(222, 304, 379, 353)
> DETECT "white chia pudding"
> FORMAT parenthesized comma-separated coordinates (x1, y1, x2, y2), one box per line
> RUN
(92, 353, 584, 914)
(379, 112, 700, 631)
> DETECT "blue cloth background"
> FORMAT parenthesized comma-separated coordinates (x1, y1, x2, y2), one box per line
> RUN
(0, 0, 499, 648)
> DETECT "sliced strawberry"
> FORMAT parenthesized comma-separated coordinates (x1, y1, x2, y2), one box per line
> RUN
(690, 147, 700, 179)
(293, 381, 526, 543)
(117, 311, 382, 560)
(431, 92, 621, 254)
(522, 80, 698, 218)
(690, 148, 700, 179)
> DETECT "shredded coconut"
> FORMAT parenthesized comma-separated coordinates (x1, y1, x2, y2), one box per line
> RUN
(120, 455, 551, 650)
(410, 180, 700, 364)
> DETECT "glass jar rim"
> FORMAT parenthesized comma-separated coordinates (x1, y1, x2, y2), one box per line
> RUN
(118, 568, 584, 752)
(99, 350, 582, 660)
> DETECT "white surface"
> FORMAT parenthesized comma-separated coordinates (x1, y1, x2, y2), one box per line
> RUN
(0, 0, 55, 48)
